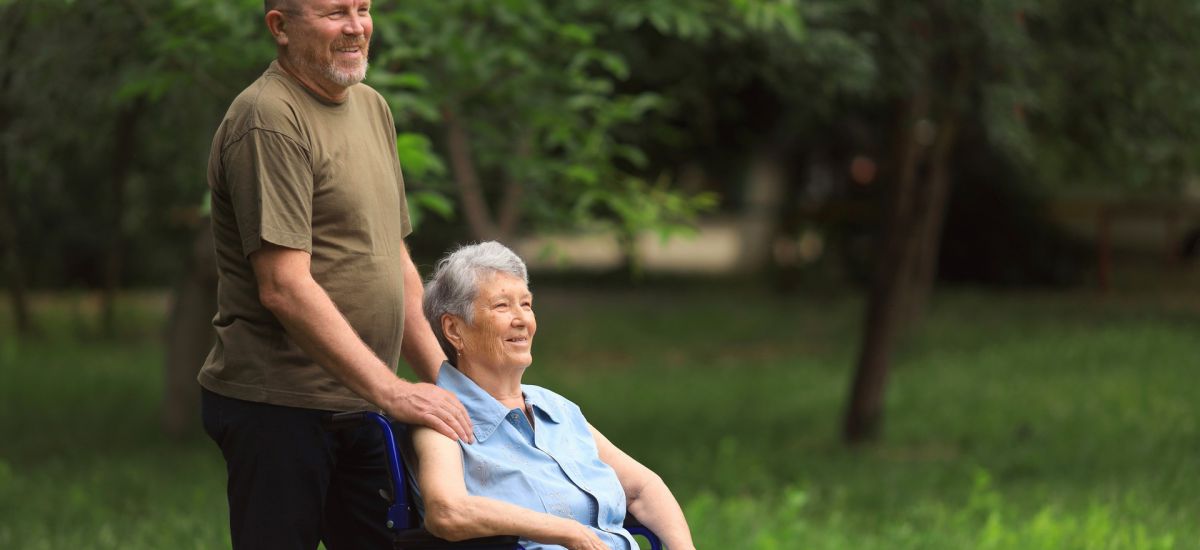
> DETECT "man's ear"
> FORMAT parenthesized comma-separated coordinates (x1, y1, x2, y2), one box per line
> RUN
(265, 10, 289, 46)
(442, 314, 464, 352)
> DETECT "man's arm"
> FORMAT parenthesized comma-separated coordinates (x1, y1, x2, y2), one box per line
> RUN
(412, 427, 607, 549)
(250, 242, 473, 443)
(590, 424, 696, 550)
(398, 241, 446, 383)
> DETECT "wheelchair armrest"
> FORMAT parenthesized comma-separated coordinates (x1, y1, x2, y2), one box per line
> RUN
(623, 515, 663, 550)
(393, 527, 521, 549)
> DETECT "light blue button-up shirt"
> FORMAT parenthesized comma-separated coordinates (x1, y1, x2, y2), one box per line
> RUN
(412, 364, 637, 550)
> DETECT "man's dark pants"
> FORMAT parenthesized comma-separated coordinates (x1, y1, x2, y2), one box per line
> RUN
(202, 389, 393, 550)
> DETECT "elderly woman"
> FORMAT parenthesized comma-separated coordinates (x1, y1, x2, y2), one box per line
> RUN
(409, 242, 695, 550)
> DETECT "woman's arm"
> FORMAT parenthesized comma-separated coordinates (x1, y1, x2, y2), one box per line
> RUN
(411, 427, 606, 550)
(590, 424, 696, 550)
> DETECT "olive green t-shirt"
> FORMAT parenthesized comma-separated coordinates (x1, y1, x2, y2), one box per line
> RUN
(198, 61, 412, 411)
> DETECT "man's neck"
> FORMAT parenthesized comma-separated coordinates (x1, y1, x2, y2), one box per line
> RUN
(276, 55, 349, 103)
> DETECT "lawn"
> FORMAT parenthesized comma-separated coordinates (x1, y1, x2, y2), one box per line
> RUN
(0, 284, 1196, 549)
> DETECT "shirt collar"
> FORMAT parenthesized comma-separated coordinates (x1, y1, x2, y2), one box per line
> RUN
(436, 363, 561, 442)
(522, 386, 564, 426)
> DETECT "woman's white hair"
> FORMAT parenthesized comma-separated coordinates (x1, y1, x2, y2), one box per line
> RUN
(423, 241, 529, 366)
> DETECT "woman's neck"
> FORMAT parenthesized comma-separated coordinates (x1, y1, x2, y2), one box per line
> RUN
(457, 360, 524, 408)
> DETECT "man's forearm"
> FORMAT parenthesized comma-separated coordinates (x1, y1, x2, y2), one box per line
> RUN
(399, 246, 445, 382)
(251, 244, 472, 441)
(262, 273, 407, 410)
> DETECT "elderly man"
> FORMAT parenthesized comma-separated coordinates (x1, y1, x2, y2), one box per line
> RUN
(198, 1, 472, 548)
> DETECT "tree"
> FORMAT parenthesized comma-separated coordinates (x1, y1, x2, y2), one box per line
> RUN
(366, 0, 809, 252)
(843, 0, 1200, 443)
(0, 0, 269, 332)
(0, 0, 269, 433)
(0, 1, 36, 335)
(1026, 0, 1200, 191)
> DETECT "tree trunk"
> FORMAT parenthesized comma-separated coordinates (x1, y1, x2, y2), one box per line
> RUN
(897, 115, 959, 325)
(441, 106, 531, 246)
(100, 97, 146, 337)
(844, 252, 911, 442)
(162, 218, 217, 438)
(0, 125, 35, 335)
(844, 85, 966, 443)
(496, 131, 532, 240)
(843, 35, 971, 444)
(899, 56, 970, 324)
(442, 104, 500, 242)
(844, 94, 927, 443)
(0, 1, 34, 335)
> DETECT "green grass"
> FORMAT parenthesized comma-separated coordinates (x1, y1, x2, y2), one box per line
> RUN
(1, 285, 1196, 549)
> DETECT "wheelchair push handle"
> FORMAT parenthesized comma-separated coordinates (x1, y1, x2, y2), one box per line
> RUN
(322, 410, 374, 431)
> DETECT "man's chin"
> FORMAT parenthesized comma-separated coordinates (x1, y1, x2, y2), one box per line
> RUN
(326, 63, 368, 88)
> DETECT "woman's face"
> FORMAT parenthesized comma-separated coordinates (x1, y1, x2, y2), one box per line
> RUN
(457, 272, 536, 371)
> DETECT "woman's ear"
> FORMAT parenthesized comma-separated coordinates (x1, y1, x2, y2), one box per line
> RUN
(442, 314, 464, 352)
(265, 10, 289, 46)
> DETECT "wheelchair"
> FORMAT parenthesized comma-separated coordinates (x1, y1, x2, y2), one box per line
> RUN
(324, 411, 663, 550)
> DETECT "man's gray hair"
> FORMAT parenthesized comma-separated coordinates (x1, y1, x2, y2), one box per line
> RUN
(424, 241, 529, 366)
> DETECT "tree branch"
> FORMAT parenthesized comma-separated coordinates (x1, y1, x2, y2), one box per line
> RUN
(441, 104, 498, 241)
(497, 129, 533, 240)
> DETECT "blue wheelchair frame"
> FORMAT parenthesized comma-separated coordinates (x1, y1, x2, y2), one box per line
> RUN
(324, 411, 663, 550)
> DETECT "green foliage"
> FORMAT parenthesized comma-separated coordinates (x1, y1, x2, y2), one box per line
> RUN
(1, 0, 271, 287)
(2, 288, 1195, 548)
(9, 0, 810, 287)
(6, 0, 1199, 290)
(394, 132, 453, 229)
(1025, 0, 1200, 191)
(845, 0, 1200, 193)
(367, 0, 762, 241)
(574, 176, 718, 275)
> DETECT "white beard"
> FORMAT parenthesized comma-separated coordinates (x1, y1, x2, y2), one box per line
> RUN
(326, 59, 368, 87)
(293, 49, 368, 89)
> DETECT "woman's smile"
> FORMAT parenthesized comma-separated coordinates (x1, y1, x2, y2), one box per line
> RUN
(454, 271, 537, 370)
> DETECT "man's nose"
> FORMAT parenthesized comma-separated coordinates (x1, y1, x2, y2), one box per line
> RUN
(344, 12, 366, 35)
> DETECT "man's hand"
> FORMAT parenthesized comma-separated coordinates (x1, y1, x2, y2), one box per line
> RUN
(386, 381, 474, 443)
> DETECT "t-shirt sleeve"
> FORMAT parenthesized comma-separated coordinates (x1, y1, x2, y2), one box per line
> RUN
(221, 128, 314, 256)
(396, 161, 412, 239)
